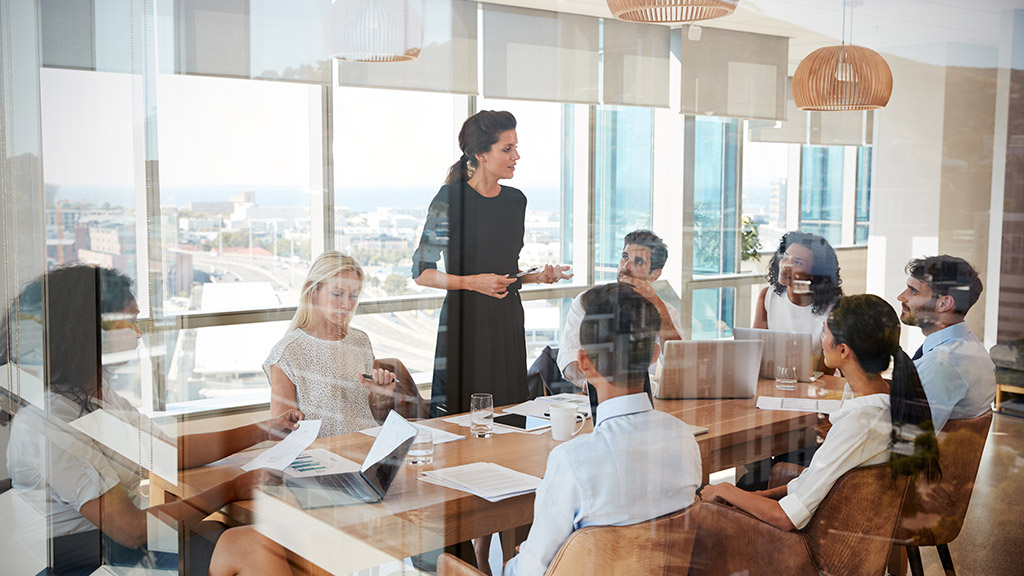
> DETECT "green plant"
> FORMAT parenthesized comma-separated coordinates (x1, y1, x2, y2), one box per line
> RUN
(741, 216, 762, 262)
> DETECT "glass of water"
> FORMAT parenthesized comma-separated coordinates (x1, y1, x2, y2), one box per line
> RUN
(775, 365, 798, 391)
(470, 393, 494, 438)
(406, 425, 434, 466)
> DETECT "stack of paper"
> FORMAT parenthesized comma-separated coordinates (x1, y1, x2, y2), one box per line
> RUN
(419, 462, 542, 502)
(756, 396, 842, 414)
(505, 393, 592, 419)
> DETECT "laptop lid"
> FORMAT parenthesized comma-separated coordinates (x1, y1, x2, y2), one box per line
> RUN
(658, 340, 764, 399)
(359, 411, 417, 498)
(733, 327, 815, 381)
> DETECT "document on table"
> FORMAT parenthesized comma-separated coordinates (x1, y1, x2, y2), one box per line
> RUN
(442, 414, 517, 434)
(419, 462, 542, 502)
(283, 448, 360, 478)
(242, 420, 321, 471)
(504, 394, 592, 419)
(756, 396, 842, 414)
(689, 424, 710, 436)
(359, 424, 465, 445)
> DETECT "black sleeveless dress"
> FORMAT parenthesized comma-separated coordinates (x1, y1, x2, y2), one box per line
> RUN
(412, 183, 529, 417)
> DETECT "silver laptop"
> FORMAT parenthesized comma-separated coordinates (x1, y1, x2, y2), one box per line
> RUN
(657, 339, 764, 399)
(285, 411, 417, 509)
(733, 327, 818, 382)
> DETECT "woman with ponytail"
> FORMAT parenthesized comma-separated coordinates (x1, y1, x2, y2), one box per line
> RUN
(412, 111, 571, 420)
(700, 294, 939, 531)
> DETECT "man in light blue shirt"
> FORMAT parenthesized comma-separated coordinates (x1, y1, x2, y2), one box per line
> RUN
(897, 255, 995, 431)
(504, 283, 701, 576)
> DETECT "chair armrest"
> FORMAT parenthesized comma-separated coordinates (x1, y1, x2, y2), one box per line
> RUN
(438, 553, 487, 576)
(768, 462, 807, 489)
(689, 501, 815, 576)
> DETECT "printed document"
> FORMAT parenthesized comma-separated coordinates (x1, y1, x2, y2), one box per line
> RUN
(419, 462, 542, 502)
(756, 396, 842, 414)
(242, 419, 321, 471)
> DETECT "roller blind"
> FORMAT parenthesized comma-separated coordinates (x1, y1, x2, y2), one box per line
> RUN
(482, 4, 599, 104)
(603, 19, 670, 108)
(680, 25, 788, 120)
(751, 78, 874, 145)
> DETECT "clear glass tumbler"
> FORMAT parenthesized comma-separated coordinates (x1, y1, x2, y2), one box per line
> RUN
(470, 393, 494, 438)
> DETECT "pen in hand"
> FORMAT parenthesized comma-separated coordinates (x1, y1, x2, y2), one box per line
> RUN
(362, 373, 399, 384)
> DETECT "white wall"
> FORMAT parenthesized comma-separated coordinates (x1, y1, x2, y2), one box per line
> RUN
(868, 46, 999, 353)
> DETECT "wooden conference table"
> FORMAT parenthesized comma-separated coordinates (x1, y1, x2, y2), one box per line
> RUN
(154, 376, 844, 571)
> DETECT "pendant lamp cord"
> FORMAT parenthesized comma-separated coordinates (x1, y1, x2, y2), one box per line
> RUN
(841, 0, 847, 45)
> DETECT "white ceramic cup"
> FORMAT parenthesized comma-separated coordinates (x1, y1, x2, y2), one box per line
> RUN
(549, 402, 585, 441)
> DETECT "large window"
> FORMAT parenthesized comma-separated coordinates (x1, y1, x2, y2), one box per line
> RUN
(158, 75, 317, 315)
(799, 145, 844, 244)
(594, 106, 654, 282)
(741, 129, 791, 254)
(855, 146, 873, 244)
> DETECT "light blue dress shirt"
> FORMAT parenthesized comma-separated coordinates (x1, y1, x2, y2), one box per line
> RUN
(503, 393, 701, 576)
(914, 322, 995, 431)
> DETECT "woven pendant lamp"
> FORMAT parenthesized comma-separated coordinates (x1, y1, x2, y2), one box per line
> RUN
(606, 0, 738, 23)
(792, 44, 892, 111)
(327, 0, 423, 63)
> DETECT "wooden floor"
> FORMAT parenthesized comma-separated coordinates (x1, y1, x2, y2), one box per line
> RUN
(914, 411, 1024, 575)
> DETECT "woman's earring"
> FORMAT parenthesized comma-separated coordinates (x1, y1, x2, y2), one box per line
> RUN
(466, 161, 475, 178)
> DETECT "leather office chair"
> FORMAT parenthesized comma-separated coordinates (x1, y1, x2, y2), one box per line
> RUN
(689, 464, 910, 576)
(438, 505, 700, 576)
(893, 411, 992, 576)
(372, 357, 427, 421)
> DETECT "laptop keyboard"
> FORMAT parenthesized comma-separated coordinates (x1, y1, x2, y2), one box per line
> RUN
(316, 473, 377, 500)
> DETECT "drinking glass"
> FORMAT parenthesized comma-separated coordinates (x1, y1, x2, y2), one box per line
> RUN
(406, 426, 434, 466)
(470, 393, 494, 438)
(775, 365, 798, 391)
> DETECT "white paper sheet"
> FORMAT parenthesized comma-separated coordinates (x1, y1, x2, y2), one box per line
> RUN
(442, 414, 517, 434)
(242, 420, 321, 471)
(361, 411, 417, 473)
(419, 462, 541, 502)
(756, 396, 842, 414)
(284, 448, 360, 478)
(359, 424, 465, 445)
(505, 395, 592, 419)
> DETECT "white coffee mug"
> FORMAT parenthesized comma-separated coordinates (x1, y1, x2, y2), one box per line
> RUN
(549, 402, 585, 441)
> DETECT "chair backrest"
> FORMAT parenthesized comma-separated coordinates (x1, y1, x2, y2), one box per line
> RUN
(544, 505, 700, 576)
(527, 345, 576, 399)
(802, 464, 910, 576)
(372, 357, 427, 419)
(895, 410, 992, 546)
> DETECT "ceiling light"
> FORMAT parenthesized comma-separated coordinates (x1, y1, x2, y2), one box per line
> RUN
(606, 0, 739, 23)
(327, 0, 423, 63)
(792, 44, 892, 111)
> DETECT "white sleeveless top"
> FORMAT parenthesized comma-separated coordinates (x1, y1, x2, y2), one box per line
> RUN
(764, 289, 831, 357)
(263, 328, 378, 437)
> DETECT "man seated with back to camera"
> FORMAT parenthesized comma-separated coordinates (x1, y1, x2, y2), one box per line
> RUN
(558, 230, 683, 415)
(503, 282, 701, 576)
(897, 255, 996, 431)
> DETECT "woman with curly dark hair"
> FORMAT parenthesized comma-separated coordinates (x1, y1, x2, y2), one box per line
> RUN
(754, 231, 843, 365)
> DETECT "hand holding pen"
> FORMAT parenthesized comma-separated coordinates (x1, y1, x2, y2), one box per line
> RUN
(361, 368, 398, 398)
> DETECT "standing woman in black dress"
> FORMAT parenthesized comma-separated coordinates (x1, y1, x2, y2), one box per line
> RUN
(413, 110, 571, 420)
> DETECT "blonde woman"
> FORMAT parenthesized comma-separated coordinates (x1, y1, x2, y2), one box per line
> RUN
(264, 252, 397, 437)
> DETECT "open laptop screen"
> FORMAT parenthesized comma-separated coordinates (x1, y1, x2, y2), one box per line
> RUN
(360, 411, 417, 497)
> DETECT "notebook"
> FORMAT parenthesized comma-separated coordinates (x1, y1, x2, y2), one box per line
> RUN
(732, 327, 817, 382)
(657, 339, 764, 399)
(285, 411, 417, 509)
